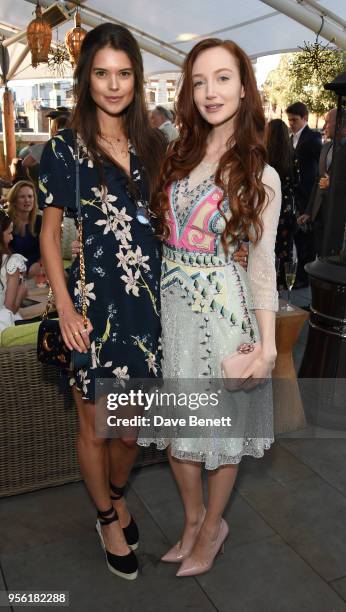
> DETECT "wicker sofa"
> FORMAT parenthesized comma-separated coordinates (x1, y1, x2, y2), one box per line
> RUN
(0, 343, 166, 497)
(0, 217, 166, 497)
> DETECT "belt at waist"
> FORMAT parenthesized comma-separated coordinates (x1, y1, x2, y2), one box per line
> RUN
(162, 243, 234, 268)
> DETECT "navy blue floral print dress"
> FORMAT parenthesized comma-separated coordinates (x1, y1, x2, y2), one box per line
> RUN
(39, 128, 161, 401)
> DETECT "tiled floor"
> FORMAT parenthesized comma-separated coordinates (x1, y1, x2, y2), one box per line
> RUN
(2, 288, 346, 611)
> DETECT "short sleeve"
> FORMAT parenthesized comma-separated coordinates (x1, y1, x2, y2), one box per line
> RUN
(247, 165, 281, 312)
(39, 131, 76, 212)
(6, 253, 27, 275)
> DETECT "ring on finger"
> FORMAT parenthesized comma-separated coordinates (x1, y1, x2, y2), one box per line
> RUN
(72, 330, 79, 337)
(79, 328, 88, 335)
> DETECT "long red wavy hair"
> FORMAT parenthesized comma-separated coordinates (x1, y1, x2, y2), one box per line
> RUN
(151, 38, 268, 250)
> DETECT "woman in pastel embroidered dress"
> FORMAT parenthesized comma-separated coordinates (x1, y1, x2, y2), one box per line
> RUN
(39, 24, 165, 580)
(139, 39, 281, 576)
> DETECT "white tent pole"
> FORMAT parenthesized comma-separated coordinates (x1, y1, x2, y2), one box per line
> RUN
(3, 31, 28, 47)
(299, 0, 346, 30)
(78, 11, 184, 66)
(65, 1, 186, 57)
(6, 45, 30, 80)
(260, 0, 346, 50)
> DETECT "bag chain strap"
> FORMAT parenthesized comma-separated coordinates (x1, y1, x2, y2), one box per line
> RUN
(42, 132, 87, 326)
(77, 213, 87, 326)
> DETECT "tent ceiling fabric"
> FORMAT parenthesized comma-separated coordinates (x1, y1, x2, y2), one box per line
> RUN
(1, 0, 345, 81)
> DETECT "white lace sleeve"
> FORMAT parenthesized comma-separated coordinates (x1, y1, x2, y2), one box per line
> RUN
(5, 253, 28, 275)
(247, 165, 281, 312)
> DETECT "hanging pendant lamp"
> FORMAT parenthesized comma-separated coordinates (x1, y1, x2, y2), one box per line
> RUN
(65, 10, 87, 66)
(27, 2, 52, 68)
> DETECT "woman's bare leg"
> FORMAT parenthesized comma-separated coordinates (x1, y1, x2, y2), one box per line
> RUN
(167, 447, 205, 547)
(73, 386, 129, 555)
(108, 438, 140, 527)
(187, 464, 239, 561)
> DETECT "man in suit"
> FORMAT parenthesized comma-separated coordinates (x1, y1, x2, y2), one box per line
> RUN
(150, 106, 179, 143)
(297, 108, 337, 257)
(286, 102, 322, 286)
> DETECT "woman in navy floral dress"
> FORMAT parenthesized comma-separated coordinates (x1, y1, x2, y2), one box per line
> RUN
(39, 23, 165, 580)
(40, 130, 162, 397)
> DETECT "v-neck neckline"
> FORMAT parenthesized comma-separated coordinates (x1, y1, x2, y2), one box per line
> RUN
(171, 173, 216, 238)
(101, 141, 134, 179)
(181, 171, 215, 197)
(76, 130, 135, 179)
(116, 147, 133, 180)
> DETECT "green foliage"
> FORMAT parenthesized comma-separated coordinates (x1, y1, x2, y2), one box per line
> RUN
(263, 55, 292, 112)
(263, 48, 345, 117)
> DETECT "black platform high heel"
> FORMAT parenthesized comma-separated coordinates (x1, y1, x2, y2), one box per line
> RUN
(110, 482, 139, 551)
(95, 506, 138, 580)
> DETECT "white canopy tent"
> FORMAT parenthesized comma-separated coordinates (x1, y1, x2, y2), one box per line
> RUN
(0, 0, 346, 82)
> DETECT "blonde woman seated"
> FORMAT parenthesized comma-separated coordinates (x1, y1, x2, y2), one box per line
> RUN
(6, 180, 42, 279)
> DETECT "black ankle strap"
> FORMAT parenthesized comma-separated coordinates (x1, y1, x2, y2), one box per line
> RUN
(110, 481, 126, 500)
(97, 505, 118, 525)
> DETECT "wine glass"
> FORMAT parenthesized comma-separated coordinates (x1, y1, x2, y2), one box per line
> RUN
(281, 261, 297, 311)
(35, 260, 48, 288)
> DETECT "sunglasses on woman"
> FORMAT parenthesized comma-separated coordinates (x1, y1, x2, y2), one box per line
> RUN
(125, 180, 151, 226)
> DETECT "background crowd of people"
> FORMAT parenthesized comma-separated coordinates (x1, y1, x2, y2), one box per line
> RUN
(0, 95, 336, 337)
(0, 107, 73, 332)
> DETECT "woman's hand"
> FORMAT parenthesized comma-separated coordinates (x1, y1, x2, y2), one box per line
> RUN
(319, 173, 330, 190)
(28, 261, 43, 277)
(241, 350, 276, 389)
(233, 242, 249, 270)
(57, 303, 93, 352)
(297, 213, 310, 225)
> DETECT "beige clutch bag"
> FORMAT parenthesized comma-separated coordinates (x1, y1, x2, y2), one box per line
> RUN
(221, 343, 262, 390)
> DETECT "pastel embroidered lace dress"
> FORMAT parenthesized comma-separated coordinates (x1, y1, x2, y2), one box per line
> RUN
(138, 162, 281, 469)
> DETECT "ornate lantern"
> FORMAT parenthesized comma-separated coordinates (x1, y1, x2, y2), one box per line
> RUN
(65, 10, 87, 66)
(27, 2, 52, 68)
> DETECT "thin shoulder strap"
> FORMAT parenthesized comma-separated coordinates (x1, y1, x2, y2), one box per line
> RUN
(73, 131, 87, 325)
(74, 132, 81, 219)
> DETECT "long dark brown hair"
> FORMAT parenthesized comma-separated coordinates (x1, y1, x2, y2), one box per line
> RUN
(152, 38, 268, 249)
(0, 209, 12, 256)
(71, 22, 165, 193)
(266, 119, 293, 182)
(0, 209, 12, 288)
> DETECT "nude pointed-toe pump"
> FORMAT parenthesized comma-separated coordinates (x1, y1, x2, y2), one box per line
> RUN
(161, 510, 206, 563)
(176, 518, 229, 577)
